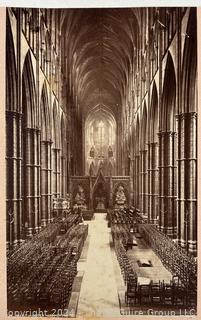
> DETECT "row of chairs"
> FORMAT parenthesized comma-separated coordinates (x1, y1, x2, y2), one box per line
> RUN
(125, 279, 197, 307)
(129, 206, 147, 224)
(114, 239, 137, 285)
(7, 214, 88, 311)
(7, 212, 82, 272)
(108, 209, 134, 225)
(111, 223, 132, 247)
(140, 224, 197, 291)
(111, 208, 197, 309)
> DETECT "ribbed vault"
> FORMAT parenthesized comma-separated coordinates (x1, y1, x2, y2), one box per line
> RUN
(61, 8, 140, 117)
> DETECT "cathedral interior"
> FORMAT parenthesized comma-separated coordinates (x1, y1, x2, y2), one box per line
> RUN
(6, 7, 197, 317)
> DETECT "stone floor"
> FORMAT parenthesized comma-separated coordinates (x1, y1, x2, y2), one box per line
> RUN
(77, 213, 121, 317)
(126, 237, 172, 283)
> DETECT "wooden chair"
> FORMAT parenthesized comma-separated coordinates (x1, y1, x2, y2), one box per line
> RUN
(138, 284, 151, 304)
(150, 281, 162, 304)
(125, 281, 139, 305)
(173, 284, 186, 306)
(161, 281, 174, 305)
(186, 287, 197, 307)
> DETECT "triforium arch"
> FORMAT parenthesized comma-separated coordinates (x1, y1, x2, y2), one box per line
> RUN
(158, 52, 177, 237)
(40, 82, 52, 227)
(177, 7, 197, 254)
(22, 50, 41, 238)
(148, 81, 159, 224)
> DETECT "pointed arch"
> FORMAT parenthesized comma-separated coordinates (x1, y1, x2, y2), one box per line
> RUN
(161, 52, 176, 131)
(181, 8, 197, 113)
(148, 81, 159, 224)
(149, 81, 159, 142)
(159, 53, 177, 237)
(92, 170, 108, 211)
(85, 104, 116, 175)
(40, 81, 51, 141)
(140, 101, 148, 149)
(21, 51, 40, 236)
(6, 15, 17, 112)
(40, 82, 52, 227)
(22, 50, 37, 128)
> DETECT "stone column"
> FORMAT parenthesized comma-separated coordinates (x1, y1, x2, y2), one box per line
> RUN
(139, 150, 148, 216)
(130, 159, 134, 205)
(147, 142, 159, 224)
(61, 156, 65, 197)
(66, 158, 70, 193)
(24, 128, 41, 237)
(48, 140, 53, 222)
(65, 156, 67, 198)
(6, 111, 23, 248)
(134, 154, 140, 209)
(34, 129, 41, 233)
(109, 177, 113, 208)
(61, 155, 67, 198)
(133, 155, 136, 207)
(139, 152, 142, 213)
(177, 112, 197, 255)
(41, 140, 52, 227)
(158, 131, 177, 238)
(52, 147, 61, 198)
(89, 176, 93, 209)
(52, 147, 56, 198)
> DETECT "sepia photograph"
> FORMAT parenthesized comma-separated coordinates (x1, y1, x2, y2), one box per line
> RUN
(1, 4, 199, 318)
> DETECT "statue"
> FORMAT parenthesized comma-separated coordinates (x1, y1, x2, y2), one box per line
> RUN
(115, 185, 127, 208)
(108, 146, 113, 158)
(89, 146, 95, 158)
(75, 185, 87, 210)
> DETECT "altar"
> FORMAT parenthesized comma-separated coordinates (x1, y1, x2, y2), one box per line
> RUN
(95, 197, 106, 211)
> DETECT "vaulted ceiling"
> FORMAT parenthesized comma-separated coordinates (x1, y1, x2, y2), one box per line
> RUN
(61, 8, 140, 118)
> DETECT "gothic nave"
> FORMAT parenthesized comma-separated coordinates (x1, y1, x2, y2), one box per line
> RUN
(6, 7, 197, 317)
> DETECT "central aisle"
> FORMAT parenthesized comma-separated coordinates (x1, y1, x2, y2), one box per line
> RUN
(77, 213, 120, 317)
